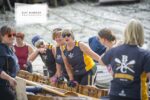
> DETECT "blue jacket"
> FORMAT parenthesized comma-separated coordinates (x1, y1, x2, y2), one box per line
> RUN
(89, 36, 106, 56)
(0, 43, 19, 86)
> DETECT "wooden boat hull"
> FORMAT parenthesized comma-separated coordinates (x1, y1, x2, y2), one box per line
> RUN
(17, 70, 108, 99)
(27, 94, 53, 100)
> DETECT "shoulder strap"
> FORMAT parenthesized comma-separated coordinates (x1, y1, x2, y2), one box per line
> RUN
(75, 41, 83, 51)
(75, 41, 79, 47)
(25, 43, 29, 54)
(48, 44, 53, 50)
(62, 45, 66, 51)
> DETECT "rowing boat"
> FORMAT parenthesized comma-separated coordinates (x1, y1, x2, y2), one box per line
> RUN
(17, 70, 108, 99)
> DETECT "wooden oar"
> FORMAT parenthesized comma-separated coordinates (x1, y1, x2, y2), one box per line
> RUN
(16, 76, 77, 97)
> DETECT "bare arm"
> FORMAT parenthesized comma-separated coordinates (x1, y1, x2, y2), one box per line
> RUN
(28, 47, 47, 62)
(0, 71, 17, 88)
(79, 42, 105, 65)
(27, 44, 34, 55)
(52, 46, 56, 58)
(52, 46, 61, 77)
(28, 49, 39, 62)
(60, 47, 74, 80)
(56, 63, 62, 77)
(147, 72, 150, 81)
(62, 56, 74, 80)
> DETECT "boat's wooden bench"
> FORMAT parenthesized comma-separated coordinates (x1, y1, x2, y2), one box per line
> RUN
(17, 70, 108, 99)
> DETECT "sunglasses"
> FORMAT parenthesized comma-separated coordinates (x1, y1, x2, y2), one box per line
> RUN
(35, 40, 44, 48)
(7, 33, 16, 38)
(62, 34, 71, 38)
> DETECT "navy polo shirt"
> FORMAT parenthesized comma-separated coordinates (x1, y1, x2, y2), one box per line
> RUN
(0, 43, 19, 86)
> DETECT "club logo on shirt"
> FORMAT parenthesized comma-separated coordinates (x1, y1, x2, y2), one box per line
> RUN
(114, 55, 135, 81)
(119, 90, 126, 96)
(115, 55, 135, 73)
(68, 53, 74, 58)
(57, 55, 61, 60)
(42, 54, 47, 60)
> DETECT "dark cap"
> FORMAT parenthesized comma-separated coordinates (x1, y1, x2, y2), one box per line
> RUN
(31, 35, 42, 46)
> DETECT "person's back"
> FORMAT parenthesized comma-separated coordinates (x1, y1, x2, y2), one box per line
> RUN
(89, 36, 106, 56)
(100, 19, 150, 100)
(102, 44, 150, 99)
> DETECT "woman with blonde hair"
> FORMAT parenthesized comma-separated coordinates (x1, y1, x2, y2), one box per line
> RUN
(98, 19, 150, 100)
(50, 28, 69, 84)
(61, 29, 100, 86)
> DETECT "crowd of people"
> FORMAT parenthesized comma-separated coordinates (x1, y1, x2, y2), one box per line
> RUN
(0, 19, 150, 100)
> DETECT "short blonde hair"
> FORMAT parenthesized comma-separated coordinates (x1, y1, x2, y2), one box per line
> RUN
(52, 28, 62, 40)
(124, 19, 144, 47)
